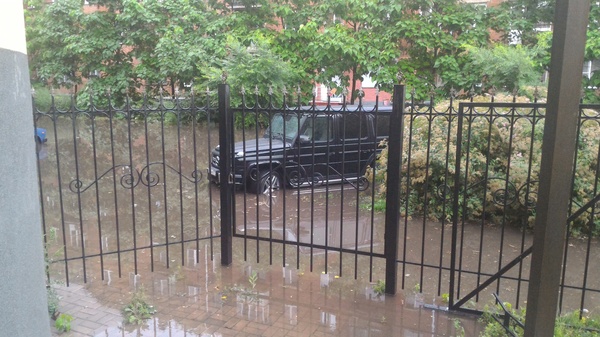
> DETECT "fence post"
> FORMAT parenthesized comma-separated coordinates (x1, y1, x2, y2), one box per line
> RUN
(219, 83, 234, 265)
(384, 84, 405, 294)
(524, 1, 590, 335)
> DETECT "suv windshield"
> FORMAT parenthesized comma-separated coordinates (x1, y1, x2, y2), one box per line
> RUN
(264, 113, 304, 141)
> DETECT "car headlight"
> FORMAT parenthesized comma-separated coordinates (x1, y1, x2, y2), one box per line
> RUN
(235, 151, 244, 157)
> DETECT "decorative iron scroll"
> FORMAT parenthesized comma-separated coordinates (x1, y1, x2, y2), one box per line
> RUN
(435, 177, 539, 210)
(284, 162, 369, 191)
(69, 162, 202, 193)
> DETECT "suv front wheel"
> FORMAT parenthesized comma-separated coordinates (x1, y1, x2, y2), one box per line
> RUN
(250, 171, 281, 195)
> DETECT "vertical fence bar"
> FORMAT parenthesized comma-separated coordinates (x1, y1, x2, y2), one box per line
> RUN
(71, 105, 87, 282)
(219, 83, 233, 265)
(384, 84, 404, 295)
(108, 100, 122, 277)
(449, 104, 464, 309)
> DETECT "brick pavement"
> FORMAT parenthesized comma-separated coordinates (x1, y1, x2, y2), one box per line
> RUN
(48, 264, 482, 336)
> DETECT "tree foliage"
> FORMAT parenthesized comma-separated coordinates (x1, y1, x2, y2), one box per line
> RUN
(493, 1, 600, 102)
(27, 0, 578, 103)
(465, 44, 539, 93)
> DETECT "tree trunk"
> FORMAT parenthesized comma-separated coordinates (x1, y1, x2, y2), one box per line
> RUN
(350, 65, 358, 105)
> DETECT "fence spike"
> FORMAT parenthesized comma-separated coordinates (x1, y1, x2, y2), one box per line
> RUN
(428, 86, 436, 98)
(268, 85, 273, 96)
(221, 71, 228, 84)
(282, 85, 287, 96)
(254, 85, 259, 95)
(240, 85, 246, 95)
(396, 71, 404, 84)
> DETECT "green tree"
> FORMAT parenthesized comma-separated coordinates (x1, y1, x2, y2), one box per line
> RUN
(494, 1, 600, 102)
(25, 0, 83, 89)
(202, 35, 302, 110)
(395, 0, 491, 98)
(271, 0, 407, 103)
(464, 44, 539, 93)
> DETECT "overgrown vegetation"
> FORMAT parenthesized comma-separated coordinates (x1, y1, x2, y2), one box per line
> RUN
(480, 302, 600, 337)
(365, 94, 600, 236)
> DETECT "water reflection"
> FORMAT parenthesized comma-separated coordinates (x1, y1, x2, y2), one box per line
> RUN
(236, 188, 385, 254)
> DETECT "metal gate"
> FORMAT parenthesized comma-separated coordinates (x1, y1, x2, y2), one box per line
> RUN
(214, 84, 404, 291)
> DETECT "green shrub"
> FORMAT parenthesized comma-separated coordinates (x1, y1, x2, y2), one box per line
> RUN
(32, 87, 73, 112)
(366, 98, 600, 235)
(480, 304, 600, 337)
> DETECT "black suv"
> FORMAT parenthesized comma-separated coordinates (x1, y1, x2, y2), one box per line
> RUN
(209, 107, 391, 194)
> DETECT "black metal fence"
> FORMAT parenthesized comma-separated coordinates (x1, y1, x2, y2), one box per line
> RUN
(35, 91, 221, 285)
(34, 85, 600, 316)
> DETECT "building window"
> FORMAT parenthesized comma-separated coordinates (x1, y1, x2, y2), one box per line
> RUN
(361, 74, 376, 88)
(583, 60, 593, 79)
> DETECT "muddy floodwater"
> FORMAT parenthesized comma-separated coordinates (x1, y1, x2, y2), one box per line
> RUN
(35, 117, 600, 335)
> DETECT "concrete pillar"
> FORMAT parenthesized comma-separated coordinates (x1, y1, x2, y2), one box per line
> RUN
(524, 0, 590, 336)
(0, 2, 51, 336)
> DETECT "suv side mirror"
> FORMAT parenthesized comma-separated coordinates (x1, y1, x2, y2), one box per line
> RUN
(298, 134, 311, 144)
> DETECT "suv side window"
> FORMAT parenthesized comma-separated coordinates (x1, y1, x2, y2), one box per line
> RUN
(342, 113, 369, 140)
(302, 116, 332, 142)
(376, 114, 390, 138)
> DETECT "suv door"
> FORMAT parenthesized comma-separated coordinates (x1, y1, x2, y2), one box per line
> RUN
(334, 112, 372, 180)
(292, 114, 336, 186)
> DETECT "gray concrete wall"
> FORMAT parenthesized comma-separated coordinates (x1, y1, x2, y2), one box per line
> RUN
(0, 2, 51, 336)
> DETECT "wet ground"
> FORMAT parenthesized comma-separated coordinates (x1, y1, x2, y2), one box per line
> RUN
(50, 252, 484, 337)
(37, 119, 600, 336)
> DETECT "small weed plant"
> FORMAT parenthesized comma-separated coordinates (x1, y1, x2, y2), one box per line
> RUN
(223, 270, 261, 303)
(453, 319, 465, 337)
(123, 287, 156, 325)
(54, 313, 73, 333)
(47, 285, 60, 318)
(373, 280, 386, 296)
(441, 293, 450, 304)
